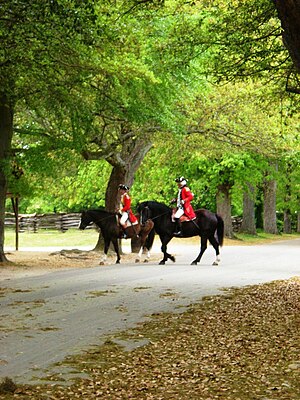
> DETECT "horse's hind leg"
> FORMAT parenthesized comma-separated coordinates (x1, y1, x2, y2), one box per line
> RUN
(191, 236, 207, 265)
(208, 235, 221, 266)
(135, 230, 151, 263)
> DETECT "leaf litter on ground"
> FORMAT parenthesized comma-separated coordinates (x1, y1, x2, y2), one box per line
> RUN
(1, 277, 299, 399)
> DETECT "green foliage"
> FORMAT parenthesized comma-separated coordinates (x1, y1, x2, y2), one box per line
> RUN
(16, 158, 111, 214)
(2, 0, 300, 229)
(198, 0, 291, 83)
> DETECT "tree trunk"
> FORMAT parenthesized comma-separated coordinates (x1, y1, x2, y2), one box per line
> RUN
(0, 94, 14, 262)
(297, 211, 300, 233)
(283, 162, 292, 234)
(255, 188, 264, 230)
(216, 183, 234, 238)
(105, 138, 152, 212)
(263, 169, 278, 234)
(274, 0, 300, 74)
(240, 183, 256, 235)
(95, 137, 152, 252)
(283, 210, 292, 233)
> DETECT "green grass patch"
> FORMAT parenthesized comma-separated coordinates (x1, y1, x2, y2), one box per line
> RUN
(4, 228, 99, 248)
(233, 231, 300, 244)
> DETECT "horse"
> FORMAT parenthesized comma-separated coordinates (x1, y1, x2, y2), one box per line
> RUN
(137, 201, 224, 266)
(79, 209, 154, 264)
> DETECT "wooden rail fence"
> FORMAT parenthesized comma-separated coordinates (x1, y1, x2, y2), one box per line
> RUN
(4, 212, 88, 232)
(5, 212, 243, 233)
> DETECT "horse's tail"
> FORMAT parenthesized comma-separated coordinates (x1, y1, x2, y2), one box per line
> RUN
(144, 227, 155, 251)
(216, 214, 224, 247)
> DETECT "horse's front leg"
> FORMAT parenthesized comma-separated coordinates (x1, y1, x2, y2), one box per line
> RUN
(159, 242, 168, 265)
(159, 237, 175, 265)
(191, 236, 207, 265)
(99, 239, 110, 265)
(135, 246, 150, 263)
(111, 238, 121, 264)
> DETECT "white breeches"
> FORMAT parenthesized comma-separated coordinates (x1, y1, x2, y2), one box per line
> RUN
(120, 211, 129, 225)
(174, 208, 184, 219)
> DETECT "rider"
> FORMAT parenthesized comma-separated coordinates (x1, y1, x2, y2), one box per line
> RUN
(118, 184, 137, 238)
(172, 176, 196, 236)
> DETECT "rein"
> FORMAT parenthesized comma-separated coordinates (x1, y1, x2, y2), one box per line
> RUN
(88, 212, 117, 225)
(141, 206, 171, 222)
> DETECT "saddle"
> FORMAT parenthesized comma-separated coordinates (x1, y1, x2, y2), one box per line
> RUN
(171, 209, 196, 223)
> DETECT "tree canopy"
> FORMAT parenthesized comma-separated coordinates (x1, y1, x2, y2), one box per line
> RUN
(1, 0, 300, 261)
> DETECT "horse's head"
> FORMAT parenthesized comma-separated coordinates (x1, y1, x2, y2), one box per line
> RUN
(137, 202, 152, 225)
(79, 211, 93, 230)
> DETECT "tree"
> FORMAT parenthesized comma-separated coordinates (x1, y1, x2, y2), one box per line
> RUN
(263, 162, 278, 234)
(274, 0, 300, 76)
(11, 0, 207, 212)
(0, 0, 99, 261)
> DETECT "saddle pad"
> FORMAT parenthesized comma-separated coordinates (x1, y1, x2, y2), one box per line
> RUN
(180, 215, 196, 223)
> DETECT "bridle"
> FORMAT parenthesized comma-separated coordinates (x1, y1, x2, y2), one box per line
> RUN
(82, 211, 117, 226)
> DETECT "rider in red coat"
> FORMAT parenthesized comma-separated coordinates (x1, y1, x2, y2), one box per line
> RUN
(118, 184, 137, 237)
(172, 176, 196, 236)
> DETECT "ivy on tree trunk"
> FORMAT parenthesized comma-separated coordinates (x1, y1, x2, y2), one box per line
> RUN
(263, 164, 278, 235)
(0, 94, 14, 262)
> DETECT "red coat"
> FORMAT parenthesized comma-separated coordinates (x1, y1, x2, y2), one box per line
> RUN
(180, 186, 196, 219)
(120, 193, 138, 223)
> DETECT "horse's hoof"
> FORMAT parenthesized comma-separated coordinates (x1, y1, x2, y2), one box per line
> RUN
(99, 261, 105, 265)
(170, 256, 176, 263)
(212, 261, 219, 266)
(143, 259, 149, 263)
(191, 260, 197, 265)
(135, 258, 140, 263)
(159, 260, 166, 265)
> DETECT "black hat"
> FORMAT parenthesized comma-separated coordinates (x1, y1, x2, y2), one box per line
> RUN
(175, 176, 187, 183)
(118, 184, 130, 190)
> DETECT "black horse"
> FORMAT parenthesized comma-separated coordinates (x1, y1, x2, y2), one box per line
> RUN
(79, 209, 154, 264)
(138, 201, 224, 266)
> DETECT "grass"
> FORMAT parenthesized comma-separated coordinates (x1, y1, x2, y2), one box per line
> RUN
(4, 228, 99, 249)
(233, 231, 300, 244)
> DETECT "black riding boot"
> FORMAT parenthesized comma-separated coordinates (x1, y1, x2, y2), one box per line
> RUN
(173, 218, 182, 236)
(120, 226, 128, 239)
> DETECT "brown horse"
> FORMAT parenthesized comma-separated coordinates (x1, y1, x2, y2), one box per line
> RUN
(79, 209, 154, 264)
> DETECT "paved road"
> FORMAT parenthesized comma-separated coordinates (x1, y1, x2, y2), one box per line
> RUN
(0, 239, 299, 384)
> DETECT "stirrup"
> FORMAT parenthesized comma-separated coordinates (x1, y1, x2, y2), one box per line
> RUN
(173, 231, 182, 237)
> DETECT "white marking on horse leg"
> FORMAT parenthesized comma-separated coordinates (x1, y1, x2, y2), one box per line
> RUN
(135, 248, 142, 263)
(142, 250, 150, 263)
(99, 254, 107, 265)
(212, 255, 220, 266)
(138, 248, 143, 259)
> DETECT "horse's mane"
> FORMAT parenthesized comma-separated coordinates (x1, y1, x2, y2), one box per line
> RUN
(86, 208, 115, 215)
(139, 201, 171, 213)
